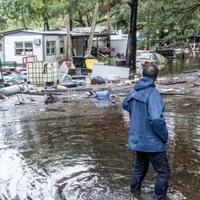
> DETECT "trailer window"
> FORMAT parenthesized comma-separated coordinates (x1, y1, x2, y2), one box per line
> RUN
(15, 42, 33, 55)
(46, 41, 56, 55)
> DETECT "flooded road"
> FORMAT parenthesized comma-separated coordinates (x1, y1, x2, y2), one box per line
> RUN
(0, 95, 200, 200)
(0, 59, 200, 200)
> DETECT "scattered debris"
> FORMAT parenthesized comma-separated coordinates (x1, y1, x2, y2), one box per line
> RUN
(95, 90, 110, 100)
(91, 76, 105, 85)
(91, 64, 130, 80)
(107, 74, 120, 82)
(57, 85, 67, 91)
(193, 82, 200, 87)
(0, 85, 21, 96)
(182, 69, 199, 74)
(159, 88, 185, 95)
(62, 97, 72, 103)
(162, 80, 187, 85)
(86, 90, 95, 97)
(0, 92, 7, 99)
(0, 58, 200, 109)
(182, 103, 192, 107)
(59, 74, 86, 87)
(44, 94, 58, 104)
(15, 95, 26, 105)
(109, 95, 121, 104)
(84, 55, 98, 70)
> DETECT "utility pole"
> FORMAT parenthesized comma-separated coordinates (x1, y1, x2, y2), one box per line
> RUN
(126, 0, 138, 73)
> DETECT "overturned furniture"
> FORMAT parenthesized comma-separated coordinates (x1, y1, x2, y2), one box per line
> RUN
(27, 62, 58, 86)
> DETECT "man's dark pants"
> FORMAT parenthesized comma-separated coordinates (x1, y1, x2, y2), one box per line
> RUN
(130, 151, 170, 199)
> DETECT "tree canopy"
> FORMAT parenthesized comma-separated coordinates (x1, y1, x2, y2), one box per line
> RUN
(0, 0, 200, 44)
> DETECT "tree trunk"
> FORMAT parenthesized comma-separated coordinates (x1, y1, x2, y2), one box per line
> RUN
(86, 2, 100, 54)
(21, 8, 27, 29)
(107, 8, 112, 56)
(65, 13, 72, 61)
(146, 9, 150, 50)
(42, 0, 49, 30)
(126, 0, 138, 73)
(107, 7, 112, 33)
(43, 16, 50, 30)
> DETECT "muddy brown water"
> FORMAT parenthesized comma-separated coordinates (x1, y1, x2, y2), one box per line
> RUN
(0, 59, 200, 200)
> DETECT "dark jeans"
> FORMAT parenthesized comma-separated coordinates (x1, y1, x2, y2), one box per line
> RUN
(130, 151, 170, 199)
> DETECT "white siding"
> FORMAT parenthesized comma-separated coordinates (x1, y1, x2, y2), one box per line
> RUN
(4, 32, 43, 64)
(92, 38, 128, 57)
(44, 35, 66, 63)
(111, 39, 128, 57)
(92, 39, 107, 48)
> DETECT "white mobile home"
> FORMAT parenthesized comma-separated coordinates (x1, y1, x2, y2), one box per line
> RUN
(0, 27, 110, 66)
(2, 29, 66, 65)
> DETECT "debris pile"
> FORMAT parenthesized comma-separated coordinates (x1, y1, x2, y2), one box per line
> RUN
(1, 59, 200, 110)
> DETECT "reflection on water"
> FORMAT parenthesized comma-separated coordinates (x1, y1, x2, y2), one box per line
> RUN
(0, 95, 200, 200)
(0, 101, 131, 200)
(0, 58, 200, 199)
(160, 57, 200, 76)
(166, 97, 200, 200)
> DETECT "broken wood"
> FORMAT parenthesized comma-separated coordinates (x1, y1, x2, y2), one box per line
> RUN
(45, 94, 58, 104)
(182, 70, 198, 74)
(162, 80, 187, 85)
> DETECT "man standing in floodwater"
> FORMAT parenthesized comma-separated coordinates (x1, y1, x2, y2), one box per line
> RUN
(122, 65, 170, 200)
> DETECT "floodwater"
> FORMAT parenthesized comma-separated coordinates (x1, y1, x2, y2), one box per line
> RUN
(0, 59, 200, 200)
(161, 57, 200, 76)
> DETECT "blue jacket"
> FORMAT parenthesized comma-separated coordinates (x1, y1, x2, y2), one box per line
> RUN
(122, 76, 168, 152)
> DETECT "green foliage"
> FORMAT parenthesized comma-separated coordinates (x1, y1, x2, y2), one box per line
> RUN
(2, 0, 32, 28)
(137, 0, 200, 47)
(137, 40, 146, 50)
(0, 1, 6, 30)
(112, 2, 130, 32)
(0, 0, 200, 47)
